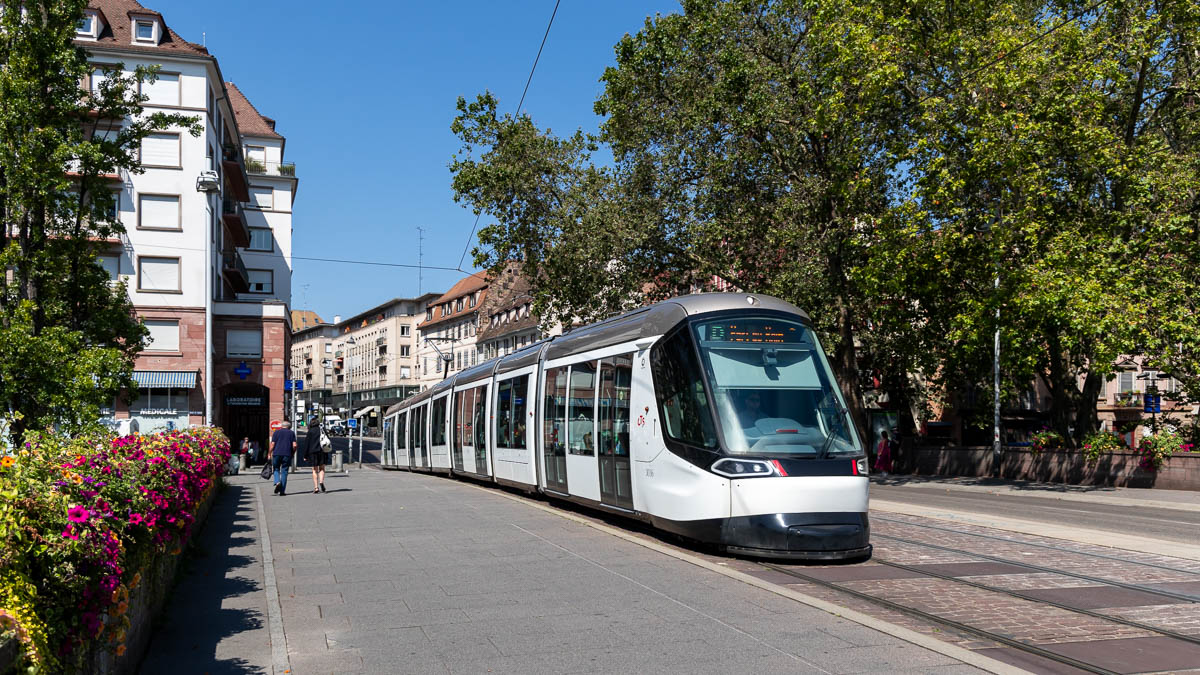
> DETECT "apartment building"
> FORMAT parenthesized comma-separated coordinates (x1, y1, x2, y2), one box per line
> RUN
(291, 295, 438, 427)
(477, 264, 561, 361)
(417, 273, 488, 389)
(83, 0, 296, 449)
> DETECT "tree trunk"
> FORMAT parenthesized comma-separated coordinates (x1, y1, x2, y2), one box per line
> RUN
(833, 298, 869, 445)
(1073, 371, 1103, 446)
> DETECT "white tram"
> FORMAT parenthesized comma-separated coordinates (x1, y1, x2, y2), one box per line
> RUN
(381, 293, 871, 560)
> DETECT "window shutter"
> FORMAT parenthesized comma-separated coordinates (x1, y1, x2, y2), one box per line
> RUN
(227, 330, 262, 358)
(139, 257, 179, 291)
(145, 320, 180, 351)
(139, 194, 179, 229)
(143, 73, 179, 106)
(251, 187, 273, 208)
(141, 133, 179, 166)
(1118, 371, 1134, 393)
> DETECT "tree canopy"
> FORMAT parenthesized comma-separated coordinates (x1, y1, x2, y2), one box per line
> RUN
(0, 1, 200, 439)
(452, 0, 1200, 443)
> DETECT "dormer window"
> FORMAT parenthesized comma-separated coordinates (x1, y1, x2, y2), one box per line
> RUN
(134, 20, 154, 41)
(76, 11, 101, 39)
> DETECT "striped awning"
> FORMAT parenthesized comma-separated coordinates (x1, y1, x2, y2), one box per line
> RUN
(132, 370, 198, 389)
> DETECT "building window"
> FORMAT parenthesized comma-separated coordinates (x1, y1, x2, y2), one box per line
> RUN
(134, 20, 155, 41)
(250, 187, 273, 209)
(141, 72, 179, 106)
(247, 270, 272, 294)
(144, 319, 180, 352)
(248, 228, 272, 251)
(141, 132, 180, 167)
(1118, 371, 1135, 393)
(400, 366, 411, 379)
(137, 256, 180, 292)
(400, 345, 410, 356)
(227, 329, 262, 359)
(425, 309, 433, 321)
(77, 14, 95, 36)
(245, 145, 266, 165)
(400, 325, 410, 336)
(137, 194, 180, 230)
(97, 254, 120, 281)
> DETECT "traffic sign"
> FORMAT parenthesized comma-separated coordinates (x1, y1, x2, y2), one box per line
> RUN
(293, 379, 304, 391)
(270, 420, 282, 431)
(284, 379, 304, 391)
(346, 418, 358, 429)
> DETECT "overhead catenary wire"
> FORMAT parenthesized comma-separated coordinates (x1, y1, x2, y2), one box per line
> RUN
(456, 0, 562, 272)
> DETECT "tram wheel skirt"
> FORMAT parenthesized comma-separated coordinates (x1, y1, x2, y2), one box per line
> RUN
(653, 512, 871, 561)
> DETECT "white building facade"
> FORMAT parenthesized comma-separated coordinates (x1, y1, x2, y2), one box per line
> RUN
(82, 0, 296, 450)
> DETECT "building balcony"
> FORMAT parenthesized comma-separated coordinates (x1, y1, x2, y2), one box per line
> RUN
(375, 337, 386, 346)
(221, 250, 249, 293)
(222, 198, 250, 248)
(375, 356, 388, 367)
(221, 143, 251, 201)
(244, 158, 297, 177)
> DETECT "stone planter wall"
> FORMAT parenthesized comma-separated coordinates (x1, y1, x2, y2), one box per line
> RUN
(1, 483, 219, 675)
(900, 445, 1200, 490)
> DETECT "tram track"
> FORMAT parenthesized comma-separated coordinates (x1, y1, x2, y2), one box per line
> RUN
(873, 514, 1200, 576)
(756, 525, 1200, 675)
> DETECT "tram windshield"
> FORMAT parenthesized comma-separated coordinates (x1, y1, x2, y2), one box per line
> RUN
(692, 316, 862, 458)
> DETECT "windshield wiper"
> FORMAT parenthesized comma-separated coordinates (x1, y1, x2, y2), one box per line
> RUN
(818, 406, 850, 458)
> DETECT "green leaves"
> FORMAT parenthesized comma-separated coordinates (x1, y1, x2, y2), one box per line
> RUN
(0, 1, 199, 440)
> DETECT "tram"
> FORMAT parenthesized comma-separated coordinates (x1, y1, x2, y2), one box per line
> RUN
(381, 293, 871, 560)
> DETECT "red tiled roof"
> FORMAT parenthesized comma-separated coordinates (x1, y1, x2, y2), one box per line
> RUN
(226, 82, 283, 140)
(81, 0, 209, 57)
(417, 272, 489, 330)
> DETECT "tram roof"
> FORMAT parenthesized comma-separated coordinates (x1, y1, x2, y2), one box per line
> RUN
(543, 292, 808, 361)
(383, 293, 808, 416)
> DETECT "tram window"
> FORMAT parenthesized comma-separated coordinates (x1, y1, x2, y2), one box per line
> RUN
(511, 374, 528, 448)
(651, 330, 717, 448)
(431, 397, 447, 446)
(460, 387, 476, 448)
(568, 361, 597, 456)
(472, 385, 487, 450)
(599, 355, 633, 456)
(453, 391, 464, 454)
(398, 412, 407, 450)
(544, 367, 567, 456)
(496, 379, 513, 447)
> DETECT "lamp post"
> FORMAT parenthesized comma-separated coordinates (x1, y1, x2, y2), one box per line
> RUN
(344, 335, 359, 468)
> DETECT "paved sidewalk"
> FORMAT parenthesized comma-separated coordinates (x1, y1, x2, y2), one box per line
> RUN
(141, 469, 991, 675)
(875, 474, 1200, 512)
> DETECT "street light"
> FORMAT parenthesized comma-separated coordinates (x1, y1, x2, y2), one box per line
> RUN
(344, 335, 360, 468)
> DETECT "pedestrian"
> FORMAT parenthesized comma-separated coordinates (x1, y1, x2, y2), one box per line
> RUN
(304, 423, 328, 494)
(875, 430, 893, 477)
(270, 421, 297, 496)
(239, 437, 251, 465)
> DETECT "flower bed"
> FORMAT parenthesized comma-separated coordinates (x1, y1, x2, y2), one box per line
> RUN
(0, 427, 229, 673)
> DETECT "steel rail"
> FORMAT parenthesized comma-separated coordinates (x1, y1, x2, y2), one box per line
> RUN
(760, 562, 1120, 675)
(874, 514, 1200, 577)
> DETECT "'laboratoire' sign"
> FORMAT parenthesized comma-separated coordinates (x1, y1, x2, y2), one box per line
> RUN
(225, 396, 264, 407)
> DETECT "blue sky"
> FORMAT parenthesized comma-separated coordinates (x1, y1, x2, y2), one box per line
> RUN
(154, 0, 677, 321)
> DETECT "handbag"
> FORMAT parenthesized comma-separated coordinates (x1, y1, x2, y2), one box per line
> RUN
(320, 431, 332, 451)
(260, 462, 273, 480)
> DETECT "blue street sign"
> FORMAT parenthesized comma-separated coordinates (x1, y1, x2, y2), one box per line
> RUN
(1144, 394, 1161, 414)
(293, 379, 304, 391)
(284, 380, 292, 391)
(347, 418, 358, 429)
(234, 362, 252, 380)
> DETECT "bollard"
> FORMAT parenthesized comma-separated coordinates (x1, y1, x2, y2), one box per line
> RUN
(332, 449, 345, 473)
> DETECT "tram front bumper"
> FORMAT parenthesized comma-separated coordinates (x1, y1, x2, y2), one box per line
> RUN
(721, 512, 871, 560)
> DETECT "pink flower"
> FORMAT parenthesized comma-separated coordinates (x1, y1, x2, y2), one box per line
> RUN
(128, 513, 144, 525)
(67, 505, 90, 523)
(61, 527, 79, 540)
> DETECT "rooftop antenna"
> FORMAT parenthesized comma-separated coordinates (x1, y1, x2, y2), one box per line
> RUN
(416, 226, 424, 296)
(202, 32, 206, 48)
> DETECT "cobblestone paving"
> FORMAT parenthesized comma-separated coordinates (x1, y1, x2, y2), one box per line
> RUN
(956, 573, 1097, 591)
(875, 513, 1200, 574)
(840, 578, 1155, 644)
(1101, 604, 1200, 637)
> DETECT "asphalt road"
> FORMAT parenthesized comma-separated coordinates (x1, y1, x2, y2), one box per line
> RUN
(291, 432, 382, 465)
(870, 482, 1200, 544)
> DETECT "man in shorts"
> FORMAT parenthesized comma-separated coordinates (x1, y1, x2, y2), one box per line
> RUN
(271, 421, 297, 495)
(303, 423, 327, 494)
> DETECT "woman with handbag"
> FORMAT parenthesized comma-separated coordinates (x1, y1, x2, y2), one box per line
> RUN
(304, 426, 330, 493)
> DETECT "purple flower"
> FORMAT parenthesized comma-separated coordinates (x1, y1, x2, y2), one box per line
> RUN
(67, 505, 90, 523)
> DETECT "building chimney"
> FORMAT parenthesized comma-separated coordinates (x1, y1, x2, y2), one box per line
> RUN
(333, 315, 341, 324)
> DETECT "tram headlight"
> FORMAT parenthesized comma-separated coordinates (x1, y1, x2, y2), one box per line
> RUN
(855, 458, 869, 475)
(711, 458, 776, 478)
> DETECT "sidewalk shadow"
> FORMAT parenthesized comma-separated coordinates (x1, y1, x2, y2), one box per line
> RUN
(138, 483, 268, 674)
(876, 473, 1120, 493)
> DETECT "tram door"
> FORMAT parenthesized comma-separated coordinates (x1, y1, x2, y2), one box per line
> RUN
(597, 355, 634, 509)
(542, 366, 569, 492)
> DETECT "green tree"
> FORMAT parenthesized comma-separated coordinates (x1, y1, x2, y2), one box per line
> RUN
(901, 0, 1200, 445)
(0, 1, 200, 439)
